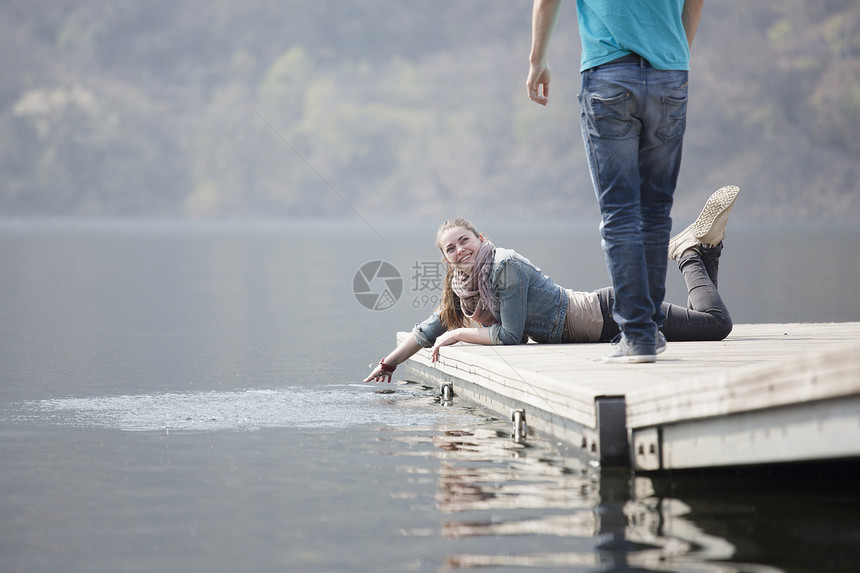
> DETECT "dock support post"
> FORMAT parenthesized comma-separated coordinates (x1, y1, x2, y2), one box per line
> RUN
(440, 382, 454, 404)
(596, 397, 629, 467)
(510, 408, 527, 443)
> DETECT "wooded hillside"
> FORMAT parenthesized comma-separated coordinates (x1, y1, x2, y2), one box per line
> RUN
(2, 0, 858, 221)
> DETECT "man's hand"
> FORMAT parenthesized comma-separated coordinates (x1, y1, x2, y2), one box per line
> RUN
(527, 62, 551, 106)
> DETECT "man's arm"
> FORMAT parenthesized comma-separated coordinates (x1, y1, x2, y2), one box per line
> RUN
(527, 0, 562, 105)
(682, 0, 704, 48)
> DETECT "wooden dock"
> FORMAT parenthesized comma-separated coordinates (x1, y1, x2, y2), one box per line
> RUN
(397, 322, 860, 471)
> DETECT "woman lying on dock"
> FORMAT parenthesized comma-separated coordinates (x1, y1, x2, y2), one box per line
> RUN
(365, 186, 739, 381)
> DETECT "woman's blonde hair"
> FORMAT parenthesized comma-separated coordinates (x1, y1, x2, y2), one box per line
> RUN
(435, 218, 481, 330)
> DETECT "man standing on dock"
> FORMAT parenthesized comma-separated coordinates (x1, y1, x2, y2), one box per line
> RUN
(526, 0, 704, 363)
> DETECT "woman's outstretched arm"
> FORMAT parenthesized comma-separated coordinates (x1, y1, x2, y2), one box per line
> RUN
(430, 326, 492, 363)
(364, 335, 423, 383)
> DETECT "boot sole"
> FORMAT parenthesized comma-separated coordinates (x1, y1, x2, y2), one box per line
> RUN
(691, 185, 740, 245)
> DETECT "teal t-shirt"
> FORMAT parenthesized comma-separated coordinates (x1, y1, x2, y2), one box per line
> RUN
(576, 0, 691, 72)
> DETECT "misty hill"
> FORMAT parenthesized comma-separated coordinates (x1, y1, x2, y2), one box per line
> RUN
(1, 0, 858, 222)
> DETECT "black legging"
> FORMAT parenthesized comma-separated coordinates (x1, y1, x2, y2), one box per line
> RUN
(597, 245, 732, 342)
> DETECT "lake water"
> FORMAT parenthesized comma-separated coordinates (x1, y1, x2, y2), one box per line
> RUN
(1, 219, 859, 573)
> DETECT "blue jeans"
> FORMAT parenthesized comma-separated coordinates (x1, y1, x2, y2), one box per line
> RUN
(596, 246, 732, 343)
(579, 58, 689, 349)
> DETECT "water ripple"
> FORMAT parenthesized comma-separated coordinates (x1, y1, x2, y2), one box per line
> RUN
(1, 383, 469, 432)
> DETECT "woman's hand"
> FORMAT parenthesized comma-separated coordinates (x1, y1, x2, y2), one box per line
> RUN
(363, 363, 393, 383)
(431, 330, 461, 363)
(431, 327, 493, 362)
(362, 338, 422, 383)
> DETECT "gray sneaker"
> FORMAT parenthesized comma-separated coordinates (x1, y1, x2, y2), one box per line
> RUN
(656, 332, 667, 355)
(603, 335, 657, 364)
(668, 185, 740, 261)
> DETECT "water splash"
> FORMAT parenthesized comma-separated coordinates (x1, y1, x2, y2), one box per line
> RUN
(1, 383, 468, 433)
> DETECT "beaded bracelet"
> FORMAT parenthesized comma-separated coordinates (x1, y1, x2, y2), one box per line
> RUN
(378, 358, 396, 373)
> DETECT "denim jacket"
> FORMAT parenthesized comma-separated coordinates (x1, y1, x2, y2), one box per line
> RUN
(412, 247, 569, 347)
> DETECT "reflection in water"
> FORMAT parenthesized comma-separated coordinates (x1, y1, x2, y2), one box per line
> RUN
(624, 478, 739, 571)
(434, 430, 596, 516)
(634, 466, 860, 573)
(429, 427, 604, 570)
(384, 425, 599, 568)
(392, 425, 603, 569)
(389, 422, 801, 572)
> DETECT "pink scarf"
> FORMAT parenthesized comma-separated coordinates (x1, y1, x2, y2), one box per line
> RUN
(450, 240, 498, 326)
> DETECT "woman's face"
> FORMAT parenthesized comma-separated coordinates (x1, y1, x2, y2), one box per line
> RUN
(438, 226, 483, 272)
